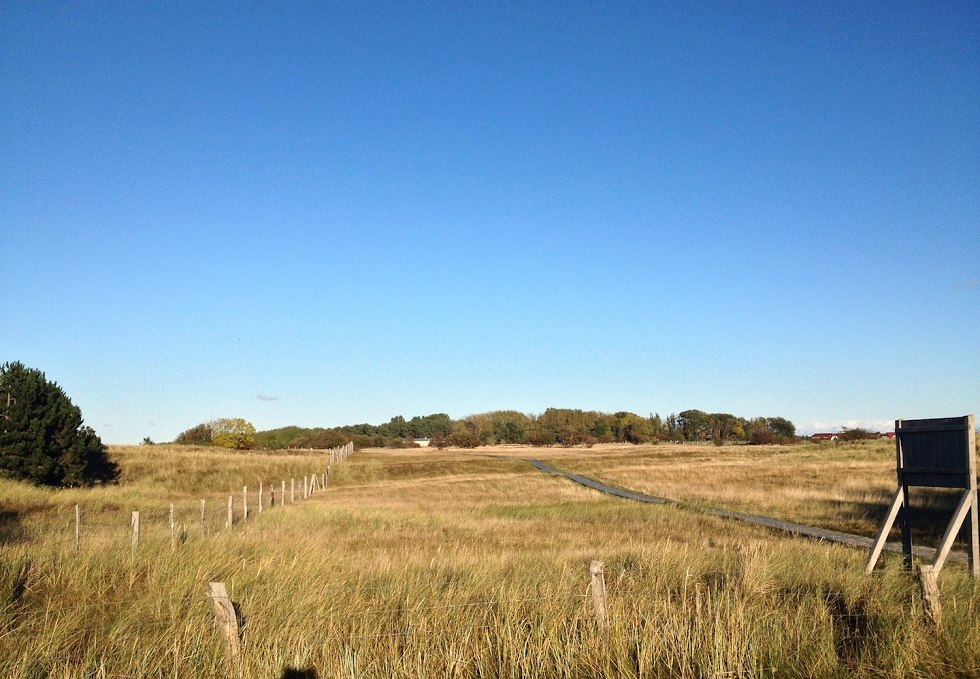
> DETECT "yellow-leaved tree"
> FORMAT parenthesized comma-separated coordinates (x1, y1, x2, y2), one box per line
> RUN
(211, 418, 256, 450)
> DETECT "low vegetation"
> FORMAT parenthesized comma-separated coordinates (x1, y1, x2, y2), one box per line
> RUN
(1, 442, 978, 678)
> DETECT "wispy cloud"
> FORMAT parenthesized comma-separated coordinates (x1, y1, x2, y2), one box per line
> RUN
(959, 278, 980, 289)
(257, 394, 279, 402)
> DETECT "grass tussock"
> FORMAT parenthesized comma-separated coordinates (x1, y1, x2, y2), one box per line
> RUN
(1, 443, 978, 678)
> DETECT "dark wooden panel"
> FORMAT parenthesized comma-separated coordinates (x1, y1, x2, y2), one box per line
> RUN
(896, 416, 974, 489)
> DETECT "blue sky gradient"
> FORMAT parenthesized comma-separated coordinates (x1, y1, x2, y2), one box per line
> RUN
(2, 1, 977, 443)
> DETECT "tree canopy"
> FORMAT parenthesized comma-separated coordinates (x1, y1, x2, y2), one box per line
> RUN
(175, 418, 256, 449)
(174, 422, 212, 446)
(236, 407, 798, 451)
(0, 362, 118, 486)
(211, 418, 256, 449)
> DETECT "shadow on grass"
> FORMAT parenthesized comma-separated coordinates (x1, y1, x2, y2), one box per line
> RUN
(281, 668, 318, 679)
(0, 510, 30, 544)
(824, 590, 873, 665)
(831, 489, 973, 546)
(0, 555, 31, 605)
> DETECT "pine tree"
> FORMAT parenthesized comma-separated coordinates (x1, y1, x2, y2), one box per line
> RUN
(0, 362, 118, 486)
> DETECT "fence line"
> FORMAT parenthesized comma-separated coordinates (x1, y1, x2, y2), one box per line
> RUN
(3, 555, 918, 675)
(57, 441, 355, 554)
(2, 564, 605, 659)
(0, 561, 606, 679)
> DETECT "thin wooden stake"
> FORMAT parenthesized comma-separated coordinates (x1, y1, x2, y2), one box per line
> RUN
(304, 475, 309, 499)
(590, 560, 609, 630)
(200, 499, 206, 533)
(131, 511, 140, 550)
(281, 480, 286, 506)
(169, 503, 176, 548)
(227, 496, 233, 529)
(258, 482, 263, 513)
(74, 504, 81, 553)
(917, 565, 942, 626)
(242, 486, 248, 521)
(208, 582, 241, 676)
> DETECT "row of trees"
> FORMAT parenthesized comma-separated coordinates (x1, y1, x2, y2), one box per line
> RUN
(247, 408, 797, 451)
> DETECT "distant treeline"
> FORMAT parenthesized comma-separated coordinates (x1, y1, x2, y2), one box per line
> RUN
(252, 409, 797, 450)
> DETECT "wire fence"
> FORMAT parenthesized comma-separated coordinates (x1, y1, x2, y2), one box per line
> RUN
(1, 578, 601, 677)
(4, 442, 355, 555)
(4, 550, 965, 679)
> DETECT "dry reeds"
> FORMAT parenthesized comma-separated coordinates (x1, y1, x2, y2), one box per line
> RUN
(1, 443, 978, 678)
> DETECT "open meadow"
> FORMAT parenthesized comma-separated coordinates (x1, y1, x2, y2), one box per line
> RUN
(1, 441, 978, 678)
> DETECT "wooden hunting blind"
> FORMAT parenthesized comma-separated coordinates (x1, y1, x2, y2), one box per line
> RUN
(867, 415, 978, 576)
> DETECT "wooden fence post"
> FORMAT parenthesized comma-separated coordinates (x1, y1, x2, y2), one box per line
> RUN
(304, 475, 309, 499)
(74, 504, 81, 553)
(291, 479, 295, 503)
(131, 511, 140, 550)
(227, 496, 233, 529)
(242, 486, 248, 521)
(208, 582, 241, 677)
(918, 565, 942, 626)
(170, 503, 176, 548)
(200, 499, 206, 533)
(259, 482, 263, 513)
(590, 560, 609, 631)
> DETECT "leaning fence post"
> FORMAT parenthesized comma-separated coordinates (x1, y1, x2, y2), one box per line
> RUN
(131, 511, 140, 550)
(74, 504, 81, 553)
(208, 582, 241, 677)
(917, 565, 942, 627)
(590, 560, 609, 631)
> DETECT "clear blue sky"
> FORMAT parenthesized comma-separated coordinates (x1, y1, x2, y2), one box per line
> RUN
(2, 1, 977, 443)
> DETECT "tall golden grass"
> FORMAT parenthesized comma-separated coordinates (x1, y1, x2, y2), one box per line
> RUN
(1, 442, 978, 678)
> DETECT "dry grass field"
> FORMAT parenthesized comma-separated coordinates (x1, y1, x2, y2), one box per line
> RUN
(523, 439, 970, 541)
(1, 441, 978, 678)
